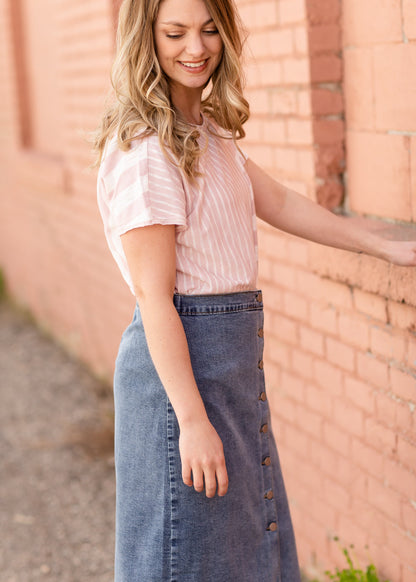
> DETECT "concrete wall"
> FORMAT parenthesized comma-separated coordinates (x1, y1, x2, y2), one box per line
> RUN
(0, 0, 415, 579)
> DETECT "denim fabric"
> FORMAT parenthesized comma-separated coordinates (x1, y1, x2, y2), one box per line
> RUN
(113, 291, 301, 582)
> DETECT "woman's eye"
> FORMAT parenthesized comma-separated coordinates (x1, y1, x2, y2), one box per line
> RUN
(165, 29, 218, 39)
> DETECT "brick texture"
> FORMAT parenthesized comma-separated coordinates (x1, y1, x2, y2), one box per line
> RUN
(305, 0, 345, 209)
(347, 132, 411, 220)
(0, 0, 415, 580)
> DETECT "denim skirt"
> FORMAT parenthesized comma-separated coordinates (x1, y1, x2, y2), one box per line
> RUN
(113, 291, 301, 582)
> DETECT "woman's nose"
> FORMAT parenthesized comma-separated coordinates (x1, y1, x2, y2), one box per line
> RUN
(186, 33, 205, 57)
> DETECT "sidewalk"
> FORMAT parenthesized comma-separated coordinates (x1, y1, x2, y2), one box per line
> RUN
(0, 301, 115, 582)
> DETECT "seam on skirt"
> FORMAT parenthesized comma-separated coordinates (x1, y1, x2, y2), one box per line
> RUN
(173, 290, 264, 316)
(167, 400, 178, 582)
(266, 425, 282, 582)
(257, 310, 282, 582)
(176, 305, 263, 316)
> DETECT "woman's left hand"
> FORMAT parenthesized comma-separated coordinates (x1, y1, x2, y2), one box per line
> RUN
(381, 240, 416, 266)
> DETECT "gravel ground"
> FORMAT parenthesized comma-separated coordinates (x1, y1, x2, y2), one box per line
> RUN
(0, 301, 116, 582)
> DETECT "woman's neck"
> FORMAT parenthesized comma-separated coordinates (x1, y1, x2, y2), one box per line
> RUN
(170, 84, 203, 125)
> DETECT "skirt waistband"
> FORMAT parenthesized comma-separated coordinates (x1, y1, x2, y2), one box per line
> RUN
(173, 290, 263, 315)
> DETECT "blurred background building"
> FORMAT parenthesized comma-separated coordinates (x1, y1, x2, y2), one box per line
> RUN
(0, 0, 415, 579)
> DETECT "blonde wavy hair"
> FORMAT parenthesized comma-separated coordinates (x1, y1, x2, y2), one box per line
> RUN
(93, 0, 249, 179)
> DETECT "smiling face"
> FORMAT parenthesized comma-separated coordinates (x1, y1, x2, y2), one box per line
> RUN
(154, 0, 223, 110)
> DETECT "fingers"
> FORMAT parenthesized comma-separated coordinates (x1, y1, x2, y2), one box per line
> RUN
(182, 462, 193, 488)
(192, 466, 205, 494)
(203, 466, 218, 499)
(216, 463, 229, 497)
(182, 460, 229, 498)
(179, 422, 228, 498)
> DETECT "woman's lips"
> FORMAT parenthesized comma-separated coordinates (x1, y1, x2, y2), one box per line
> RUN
(178, 59, 209, 73)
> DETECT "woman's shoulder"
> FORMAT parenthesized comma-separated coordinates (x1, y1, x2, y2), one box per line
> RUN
(203, 114, 231, 139)
(203, 114, 248, 166)
(103, 129, 159, 158)
(99, 130, 175, 181)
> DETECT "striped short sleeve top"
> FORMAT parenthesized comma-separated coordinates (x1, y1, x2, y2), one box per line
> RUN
(97, 115, 258, 295)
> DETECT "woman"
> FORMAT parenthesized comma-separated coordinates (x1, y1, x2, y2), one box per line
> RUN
(95, 0, 416, 580)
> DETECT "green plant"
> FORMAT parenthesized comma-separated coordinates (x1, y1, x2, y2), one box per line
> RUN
(318, 540, 390, 582)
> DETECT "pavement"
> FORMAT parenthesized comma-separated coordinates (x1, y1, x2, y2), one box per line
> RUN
(0, 301, 116, 582)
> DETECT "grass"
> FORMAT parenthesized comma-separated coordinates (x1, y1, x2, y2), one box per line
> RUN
(310, 541, 390, 582)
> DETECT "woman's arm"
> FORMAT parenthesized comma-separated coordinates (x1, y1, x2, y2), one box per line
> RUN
(246, 158, 416, 266)
(121, 224, 228, 498)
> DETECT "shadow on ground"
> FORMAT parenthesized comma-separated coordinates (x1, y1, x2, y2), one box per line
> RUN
(0, 301, 115, 582)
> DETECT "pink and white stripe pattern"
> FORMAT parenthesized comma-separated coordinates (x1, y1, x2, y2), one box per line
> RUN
(97, 115, 258, 295)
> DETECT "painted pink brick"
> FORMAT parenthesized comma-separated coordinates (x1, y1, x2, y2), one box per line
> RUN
(282, 57, 310, 84)
(342, 0, 402, 45)
(307, 0, 341, 25)
(268, 28, 294, 57)
(344, 376, 375, 414)
(291, 349, 314, 379)
(279, 0, 307, 24)
(351, 440, 383, 477)
(338, 312, 370, 351)
(404, 0, 416, 39)
(309, 24, 341, 53)
(374, 44, 416, 132)
(353, 289, 387, 323)
(310, 302, 338, 335)
(397, 436, 416, 471)
(310, 55, 342, 83)
(370, 326, 407, 362)
(305, 382, 333, 418)
(358, 352, 389, 390)
(326, 337, 355, 372)
(323, 421, 351, 456)
(389, 367, 416, 403)
(283, 290, 309, 322)
(388, 301, 416, 333)
(347, 131, 411, 221)
(384, 457, 416, 499)
(412, 136, 416, 222)
(299, 325, 325, 356)
(367, 476, 402, 524)
(364, 417, 397, 453)
(344, 48, 374, 131)
(271, 313, 298, 344)
(385, 520, 416, 570)
(333, 397, 364, 437)
(313, 359, 343, 396)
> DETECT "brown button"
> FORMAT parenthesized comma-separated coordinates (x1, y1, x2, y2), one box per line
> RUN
(260, 423, 268, 434)
(258, 360, 264, 370)
(264, 490, 274, 500)
(258, 391, 267, 402)
(256, 292, 263, 303)
(257, 328, 264, 338)
(262, 456, 271, 466)
(267, 522, 277, 532)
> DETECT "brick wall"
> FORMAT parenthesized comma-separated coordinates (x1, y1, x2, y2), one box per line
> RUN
(0, 0, 415, 580)
(0, 0, 135, 378)
(237, 0, 416, 580)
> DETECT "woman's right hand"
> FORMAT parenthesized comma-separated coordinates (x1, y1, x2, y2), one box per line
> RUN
(179, 418, 229, 498)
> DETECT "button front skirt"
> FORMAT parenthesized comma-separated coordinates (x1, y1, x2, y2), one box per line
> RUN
(113, 291, 301, 582)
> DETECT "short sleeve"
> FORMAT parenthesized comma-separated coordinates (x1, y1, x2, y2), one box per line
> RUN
(98, 135, 187, 238)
